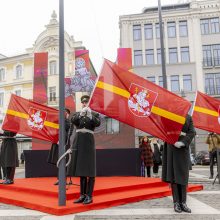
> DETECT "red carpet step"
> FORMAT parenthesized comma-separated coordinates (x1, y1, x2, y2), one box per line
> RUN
(0, 177, 203, 216)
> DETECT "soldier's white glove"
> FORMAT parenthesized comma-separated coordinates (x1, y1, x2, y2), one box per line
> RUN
(86, 107, 92, 119)
(174, 141, 185, 148)
(80, 107, 87, 116)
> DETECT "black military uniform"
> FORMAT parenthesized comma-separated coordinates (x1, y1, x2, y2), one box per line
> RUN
(162, 114, 196, 213)
(67, 95, 100, 205)
(47, 109, 71, 185)
(0, 131, 19, 184)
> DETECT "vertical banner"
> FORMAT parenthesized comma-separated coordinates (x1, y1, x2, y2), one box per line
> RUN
(33, 53, 48, 104)
(33, 52, 49, 150)
(64, 78, 76, 112)
(67, 50, 97, 92)
(117, 48, 132, 70)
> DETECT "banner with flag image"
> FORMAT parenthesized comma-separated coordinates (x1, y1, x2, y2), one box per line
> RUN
(89, 59, 191, 144)
(2, 94, 59, 143)
(192, 91, 220, 133)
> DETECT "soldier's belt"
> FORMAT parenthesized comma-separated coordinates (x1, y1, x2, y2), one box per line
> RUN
(76, 128, 94, 134)
(180, 132, 186, 136)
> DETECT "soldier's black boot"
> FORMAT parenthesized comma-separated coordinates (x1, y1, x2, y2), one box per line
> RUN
(2, 167, 15, 184)
(171, 183, 182, 213)
(174, 202, 182, 213)
(179, 185, 191, 213)
(2, 167, 7, 180)
(83, 177, 95, 205)
(74, 177, 87, 203)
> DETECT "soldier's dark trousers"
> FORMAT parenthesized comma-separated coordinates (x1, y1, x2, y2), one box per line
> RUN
(171, 183, 187, 203)
(6, 167, 16, 182)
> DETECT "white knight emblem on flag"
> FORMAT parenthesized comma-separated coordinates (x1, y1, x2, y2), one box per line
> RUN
(27, 108, 47, 130)
(128, 83, 158, 117)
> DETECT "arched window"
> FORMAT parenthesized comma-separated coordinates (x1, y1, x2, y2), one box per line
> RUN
(16, 65, 22, 79)
(50, 61, 57, 75)
(0, 68, 5, 81)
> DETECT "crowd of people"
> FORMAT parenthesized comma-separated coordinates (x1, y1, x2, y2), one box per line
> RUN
(139, 136, 162, 178)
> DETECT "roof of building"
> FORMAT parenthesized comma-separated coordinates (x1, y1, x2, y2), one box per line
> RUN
(142, 3, 190, 14)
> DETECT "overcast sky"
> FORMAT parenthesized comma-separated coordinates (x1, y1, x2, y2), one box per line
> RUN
(0, 0, 185, 72)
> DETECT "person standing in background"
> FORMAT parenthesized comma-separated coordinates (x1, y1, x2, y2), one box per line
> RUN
(150, 137, 162, 178)
(0, 130, 19, 184)
(206, 132, 220, 179)
(139, 136, 153, 177)
(47, 108, 71, 185)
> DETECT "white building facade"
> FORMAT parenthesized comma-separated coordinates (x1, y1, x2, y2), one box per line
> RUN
(119, 0, 220, 151)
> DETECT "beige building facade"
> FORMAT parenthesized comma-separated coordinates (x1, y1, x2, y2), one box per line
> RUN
(0, 11, 84, 155)
(119, 0, 220, 152)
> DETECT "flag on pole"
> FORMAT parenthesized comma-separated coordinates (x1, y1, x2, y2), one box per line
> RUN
(89, 59, 191, 144)
(2, 94, 59, 143)
(192, 91, 220, 133)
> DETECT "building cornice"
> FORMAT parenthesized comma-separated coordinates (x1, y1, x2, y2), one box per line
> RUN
(120, 8, 220, 25)
(0, 54, 32, 64)
(0, 80, 33, 88)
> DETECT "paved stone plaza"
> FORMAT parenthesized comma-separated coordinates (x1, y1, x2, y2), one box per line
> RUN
(0, 165, 219, 220)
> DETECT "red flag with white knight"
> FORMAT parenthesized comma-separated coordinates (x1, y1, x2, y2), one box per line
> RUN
(2, 94, 59, 143)
(192, 91, 220, 133)
(89, 59, 191, 144)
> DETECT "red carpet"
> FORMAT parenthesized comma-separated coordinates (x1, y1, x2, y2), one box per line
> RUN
(0, 177, 203, 216)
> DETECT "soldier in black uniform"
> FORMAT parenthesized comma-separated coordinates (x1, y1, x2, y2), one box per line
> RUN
(67, 95, 100, 205)
(0, 130, 19, 184)
(47, 108, 71, 185)
(162, 114, 196, 213)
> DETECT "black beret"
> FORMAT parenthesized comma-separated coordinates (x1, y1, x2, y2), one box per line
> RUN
(81, 95, 90, 103)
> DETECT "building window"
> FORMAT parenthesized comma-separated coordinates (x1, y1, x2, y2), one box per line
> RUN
(133, 25, 141, 41)
(49, 86, 56, 101)
(145, 49, 154, 65)
(14, 90, 21, 96)
(210, 18, 220, 33)
(200, 19, 209, 35)
(179, 21, 188, 37)
(213, 44, 220, 66)
(203, 45, 212, 66)
(183, 75, 192, 91)
(0, 68, 5, 81)
(167, 22, 176, 38)
(157, 49, 161, 64)
(15, 65, 22, 79)
(147, 76, 156, 83)
(169, 48, 178, 64)
(106, 118, 119, 134)
(181, 47, 190, 63)
(155, 23, 160, 38)
(134, 50, 143, 66)
(49, 61, 57, 75)
(159, 76, 164, 87)
(171, 75, 180, 92)
(155, 23, 164, 39)
(0, 93, 4, 107)
(144, 24, 153, 39)
(205, 73, 220, 95)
